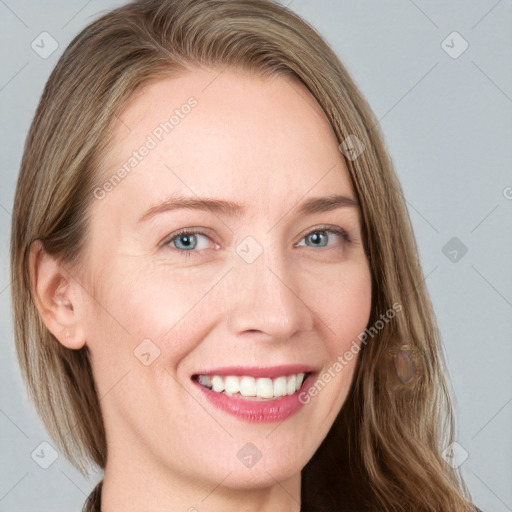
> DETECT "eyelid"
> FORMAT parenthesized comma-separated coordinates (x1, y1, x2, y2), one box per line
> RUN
(161, 224, 351, 258)
(160, 227, 219, 251)
(295, 224, 351, 246)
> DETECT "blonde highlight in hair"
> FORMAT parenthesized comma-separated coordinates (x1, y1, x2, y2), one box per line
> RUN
(11, 1, 476, 510)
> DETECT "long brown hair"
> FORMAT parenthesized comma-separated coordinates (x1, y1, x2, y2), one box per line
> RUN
(11, 1, 476, 510)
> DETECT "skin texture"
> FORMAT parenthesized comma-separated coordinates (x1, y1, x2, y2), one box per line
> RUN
(31, 69, 372, 512)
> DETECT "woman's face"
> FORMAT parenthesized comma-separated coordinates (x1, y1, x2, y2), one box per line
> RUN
(79, 68, 372, 492)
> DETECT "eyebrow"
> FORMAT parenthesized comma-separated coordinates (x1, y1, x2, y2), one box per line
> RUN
(137, 193, 359, 224)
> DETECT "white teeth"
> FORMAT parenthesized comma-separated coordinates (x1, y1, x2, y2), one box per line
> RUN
(256, 377, 274, 399)
(224, 375, 239, 395)
(198, 375, 212, 387)
(197, 372, 309, 399)
(211, 375, 225, 392)
(287, 374, 297, 395)
(296, 373, 305, 391)
(273, 376, 287, 397)
(239, 376, 256, 397)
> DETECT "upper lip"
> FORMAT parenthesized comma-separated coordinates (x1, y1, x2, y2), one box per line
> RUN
(192, 364, 319, 379)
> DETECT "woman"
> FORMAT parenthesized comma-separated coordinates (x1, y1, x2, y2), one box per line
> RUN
(10, 0, 480, 510)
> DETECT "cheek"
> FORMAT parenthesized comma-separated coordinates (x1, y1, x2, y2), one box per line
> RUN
(302, 261, 371, 411)
(309, 261, 372, 351)
(85, 258, 223, 363)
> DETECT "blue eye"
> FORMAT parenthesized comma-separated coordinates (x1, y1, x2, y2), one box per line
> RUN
(165, 230, 214, 253)
(297, 227, 350, 248)
(163, 226, 350, 257)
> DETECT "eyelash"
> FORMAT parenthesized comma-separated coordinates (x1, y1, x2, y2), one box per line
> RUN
(162, 225, 351, 258)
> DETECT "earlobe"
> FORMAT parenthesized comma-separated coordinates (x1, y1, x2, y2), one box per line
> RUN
(29, 240, 86, 350)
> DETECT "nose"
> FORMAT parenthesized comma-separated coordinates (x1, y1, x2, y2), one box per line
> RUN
(225, 249, 314, 342)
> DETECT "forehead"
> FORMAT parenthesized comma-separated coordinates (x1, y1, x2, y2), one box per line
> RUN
(95, 68, 354, 219)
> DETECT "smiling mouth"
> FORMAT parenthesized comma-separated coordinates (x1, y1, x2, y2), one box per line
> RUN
(192, 372, 311, 400)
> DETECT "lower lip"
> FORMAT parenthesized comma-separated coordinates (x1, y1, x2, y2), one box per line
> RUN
(194, 374, 315, 423)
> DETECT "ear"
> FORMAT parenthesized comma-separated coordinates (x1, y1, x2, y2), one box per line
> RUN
(29, 240, 86, 349)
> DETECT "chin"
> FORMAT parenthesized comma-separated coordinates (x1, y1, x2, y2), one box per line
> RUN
(223, 464, 302, 490)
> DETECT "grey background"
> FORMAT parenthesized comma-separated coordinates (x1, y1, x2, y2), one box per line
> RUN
(1, 1, 511, 511)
